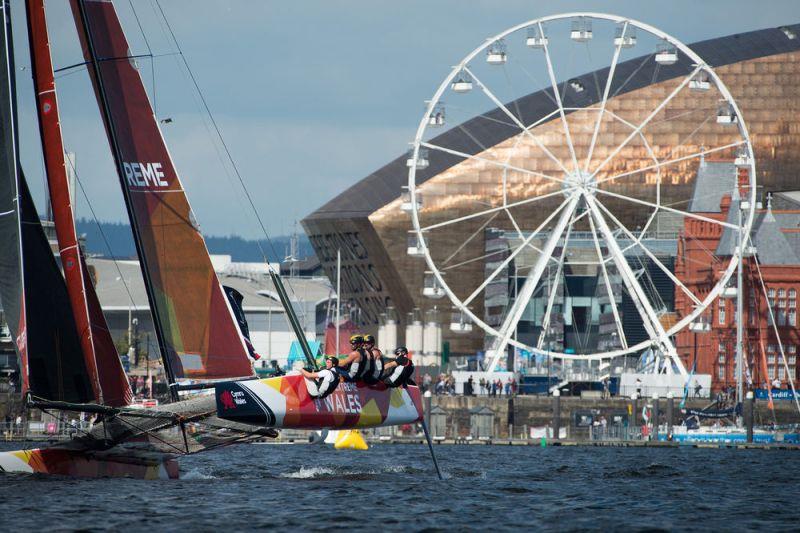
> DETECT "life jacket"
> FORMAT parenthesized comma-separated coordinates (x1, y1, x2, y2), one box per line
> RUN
(363, 348, 383, 385)
(384, 358, 414, 388)
(345, 348, 370, 381)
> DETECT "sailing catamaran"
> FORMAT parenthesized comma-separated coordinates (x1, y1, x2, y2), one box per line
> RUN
(0, 0, 423, 479)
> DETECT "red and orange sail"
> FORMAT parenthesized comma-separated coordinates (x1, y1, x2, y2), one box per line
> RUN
(26, 0, 131, 406)
(70, 0, 253, 380)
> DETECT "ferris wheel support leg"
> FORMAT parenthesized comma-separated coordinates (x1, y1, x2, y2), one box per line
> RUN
(585, 196, 687, 377)
(486, 193, 581, 374)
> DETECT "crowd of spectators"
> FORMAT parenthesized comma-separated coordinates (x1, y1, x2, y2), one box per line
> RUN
(419, 372, 519, 396)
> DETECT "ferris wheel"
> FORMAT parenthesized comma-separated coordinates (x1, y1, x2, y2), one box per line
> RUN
(406, 13, 756, 375)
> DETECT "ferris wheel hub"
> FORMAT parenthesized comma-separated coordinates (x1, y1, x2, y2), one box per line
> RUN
(564, 170, 597, 196)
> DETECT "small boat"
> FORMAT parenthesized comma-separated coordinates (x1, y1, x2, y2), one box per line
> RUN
(216, 374, 422, 430)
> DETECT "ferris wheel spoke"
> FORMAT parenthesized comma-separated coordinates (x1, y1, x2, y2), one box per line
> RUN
(536, 212, 576, 350)
(485, 193, 582, 373)
(421, 186, 573, 233)
(583, 21, 628, 173)
(595, 140, 746, 187)
(442, 211, 501, 266)
(585, 195, 684, 374)
(593, 188, 740, 231)
(588, 65, 703, 180)
(586, 209, 629, 350)
(537, 22, 580, 174)
(462, 66, 572, 176)
(463, 192, 579, 307)
(421, 141, 565, 186)
(595, 198, 704, 308)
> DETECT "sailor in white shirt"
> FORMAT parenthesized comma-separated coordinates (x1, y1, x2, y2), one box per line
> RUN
(300, 357, 341, 398)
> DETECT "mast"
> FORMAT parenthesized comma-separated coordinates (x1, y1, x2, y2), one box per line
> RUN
(72, 0, 177, 399)
(736, 194, 744, 418)
(0, 0, 93, 403)
(336, 249, 341, 355)
(25, 0, 131, 406)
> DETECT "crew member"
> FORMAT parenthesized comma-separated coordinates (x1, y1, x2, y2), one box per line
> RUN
(300, 357, 341, 398)
(383, 346, 415, 388)
(340, 334, 370, 381)
(362, 334, 383, 385)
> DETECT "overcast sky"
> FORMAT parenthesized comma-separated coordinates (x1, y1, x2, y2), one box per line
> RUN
(11, 0, 799, 240)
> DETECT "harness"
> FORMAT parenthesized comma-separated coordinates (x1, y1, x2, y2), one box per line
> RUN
(346, 347, 370, 381)
(363, 347, 383, 385)
(384, 359, 414, 388)
(314, 368, 340, 399)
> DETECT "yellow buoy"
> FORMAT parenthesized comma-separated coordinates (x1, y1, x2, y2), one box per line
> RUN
(333, 429, 369, 451)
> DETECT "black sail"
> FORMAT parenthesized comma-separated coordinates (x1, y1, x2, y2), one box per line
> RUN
(0, 0, 92, 402)
(19, 174, 93, 402)
(0, 0, 25, 396)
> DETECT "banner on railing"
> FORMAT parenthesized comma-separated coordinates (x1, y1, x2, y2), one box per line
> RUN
(755, 389, 796, 401)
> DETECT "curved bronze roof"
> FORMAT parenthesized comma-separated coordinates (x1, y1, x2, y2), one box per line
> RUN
(304, 23, 800, 223)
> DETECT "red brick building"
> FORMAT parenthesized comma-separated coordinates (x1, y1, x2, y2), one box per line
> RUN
(675, 161, 800, 393)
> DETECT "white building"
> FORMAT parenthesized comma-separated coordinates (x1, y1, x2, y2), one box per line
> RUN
(89, 255, 335, 369)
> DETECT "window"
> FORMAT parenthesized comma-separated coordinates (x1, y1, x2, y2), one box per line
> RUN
(789, 345, 797, 354)
(790, 298, 796, 309)
(718, 366, 725, 380)
(790, 310, 797, 326)
(779, 288, 786, 298)
(779, 299, 787, 308)
(789, 355, 797, 365)
(718, 353, 726, 363)
(779, 366, 786, 380)
(778, 310, 787, 326)
(769, 288, 776, 298)
(718, 300, 726, 325)
(790, 289, 797, 298)
(768, 354, 776, 364)
(768, 344, 776, 353)
(718, 342, 726, 352)
(768, 365, 776, 379)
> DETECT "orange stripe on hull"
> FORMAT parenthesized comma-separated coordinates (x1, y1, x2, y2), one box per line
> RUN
(0, 448, 179, 479)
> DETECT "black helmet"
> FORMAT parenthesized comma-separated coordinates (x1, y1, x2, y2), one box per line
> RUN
(349, 334, 364, 345)
(394, 346, 408, 356)
(363, 334, 375, 344)
(326, 356, 339, 367)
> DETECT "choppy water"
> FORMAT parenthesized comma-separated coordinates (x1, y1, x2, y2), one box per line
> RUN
(2, 441, 799, 531)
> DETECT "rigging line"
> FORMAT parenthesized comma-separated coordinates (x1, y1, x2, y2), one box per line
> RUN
(152, 1, 279, 268)
(127, 0, 156, 116)
(153, 0, 308, 321)
(112, 413, 189, 455)
(53, 52, 183, 74)
(69, 158, 138, 312)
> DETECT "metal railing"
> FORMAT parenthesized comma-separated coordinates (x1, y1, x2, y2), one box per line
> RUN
(589, 425, 644, 441)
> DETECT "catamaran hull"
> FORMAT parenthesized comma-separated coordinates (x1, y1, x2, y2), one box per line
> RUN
(215, 374, 424, 430)
(0, 447, 179, 479)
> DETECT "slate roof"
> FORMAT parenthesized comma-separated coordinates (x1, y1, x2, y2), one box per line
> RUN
(688, 160, 736, 213)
